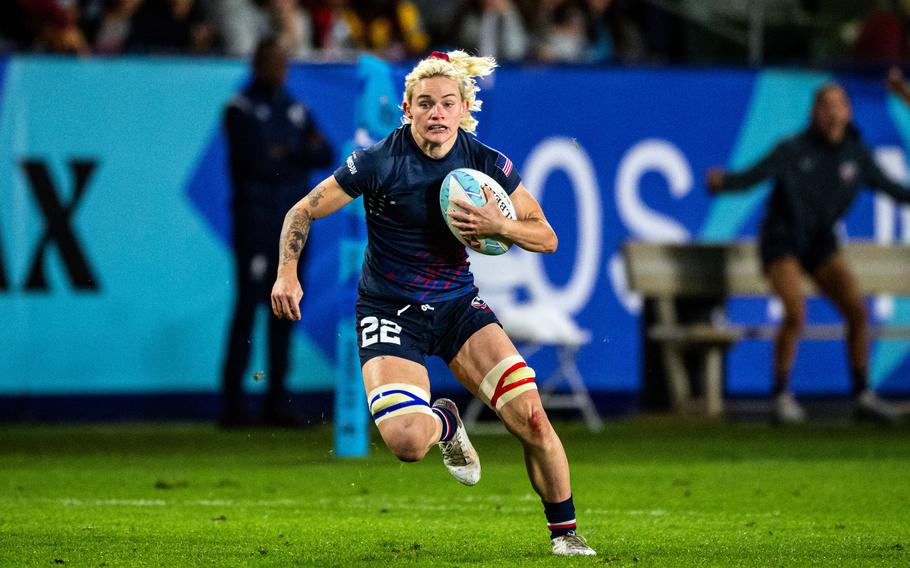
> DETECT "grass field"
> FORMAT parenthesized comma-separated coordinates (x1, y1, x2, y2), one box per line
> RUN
(1, 419, 909, 567)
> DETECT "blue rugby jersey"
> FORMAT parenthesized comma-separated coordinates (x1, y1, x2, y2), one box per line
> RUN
(334, 126, 521, 303)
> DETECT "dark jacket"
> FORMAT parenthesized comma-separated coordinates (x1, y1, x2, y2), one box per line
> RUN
(224, 81, 334, 246)
(720, 125, 910, 250)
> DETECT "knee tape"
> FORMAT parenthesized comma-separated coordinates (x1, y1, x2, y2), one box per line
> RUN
(478, 355, 537, 411)
(367, 383, 433, 425)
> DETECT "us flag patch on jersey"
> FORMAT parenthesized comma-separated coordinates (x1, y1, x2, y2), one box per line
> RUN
(496, 152, 513, 177)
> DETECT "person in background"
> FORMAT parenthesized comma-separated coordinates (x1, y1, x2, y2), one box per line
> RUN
(533, 0, 588, 62)
(582, 0, 644, 63)
(18, 0, 91, 55)
(125, 0, 213, 54)
(310, 0, 360, 59)
(707, 83, 910, 424)
(851, 2, 910, 65)
(221, 37, 334, 427)
(345, 0, 429, 60)
(0, 2, 33, 52)
(454, 0, 530, 63)
(211, 0, 313, 59)
(80, 0, 143, 55)
(886, 65, 910, 104)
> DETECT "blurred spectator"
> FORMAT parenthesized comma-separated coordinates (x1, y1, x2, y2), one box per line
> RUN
(125, 0, 213, 54)
(18, 0, 91, 55)
(0, 2, 32, 52)
(0, 0, 885, 66)
(454, 0, 529, 62)
(271, 0, 314, 59)
(310, 0, 360, 59)
(80, 0, 143, 55)
(535, 0, 589, 62)
(801, 0, 861, 65)
(346, 0, 430, 60)
(208, 0, 266, 56)
(851, 2, 910, 65)
(887, 65, 910, 103)
(221, 37, 334, 428)
(211, 0, 313, 59)
(521, 0, 560, 47)
(413, 0, 465, 48)
(624, 0, 681, 63)
(582, 0, 644, 63)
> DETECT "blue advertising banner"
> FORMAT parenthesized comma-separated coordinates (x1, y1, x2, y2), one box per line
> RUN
(2, 57, 909, 400)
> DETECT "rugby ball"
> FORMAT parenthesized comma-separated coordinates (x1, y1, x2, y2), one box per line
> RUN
(440, 168, 517, 255)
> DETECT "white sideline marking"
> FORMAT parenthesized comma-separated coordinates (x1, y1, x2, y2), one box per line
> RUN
(60, 498, 299, 507)
(62, 499, 166, 507)
(58, 497, 780, 520)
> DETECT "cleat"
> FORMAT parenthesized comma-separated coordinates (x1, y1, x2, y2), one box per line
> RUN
(433, 399, 481, 486)
(551, 531, 596, 556)
(774, 391, 807, 424)
(855, 390, 903, 424)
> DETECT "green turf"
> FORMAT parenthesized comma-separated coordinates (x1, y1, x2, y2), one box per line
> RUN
(1, 419, 908, 567)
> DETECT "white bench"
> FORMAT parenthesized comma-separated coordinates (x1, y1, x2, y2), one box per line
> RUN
(623, 241, 910, 416)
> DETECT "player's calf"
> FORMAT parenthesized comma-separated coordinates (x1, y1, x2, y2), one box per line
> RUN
(479, 356, 596, 556)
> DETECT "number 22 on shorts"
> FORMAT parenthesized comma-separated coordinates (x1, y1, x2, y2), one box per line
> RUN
(360, 316, 402, 347)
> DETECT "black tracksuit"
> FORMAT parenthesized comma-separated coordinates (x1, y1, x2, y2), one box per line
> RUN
(221, 81, 333, 422)
(720, 125, 910, 271)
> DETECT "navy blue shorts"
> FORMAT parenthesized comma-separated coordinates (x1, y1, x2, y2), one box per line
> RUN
(355, 291, 501, 367)
(760, 230, 839, 274)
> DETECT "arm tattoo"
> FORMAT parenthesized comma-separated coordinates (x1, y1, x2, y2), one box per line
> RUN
(279, 185, 328, 266)
(308, 185, 326, 208)
(279, 207, 314, 266)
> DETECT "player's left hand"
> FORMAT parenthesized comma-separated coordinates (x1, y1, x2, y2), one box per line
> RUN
(706, 168, 726, 194)
(887, 66, 907, 95)
(449, 185, 507, 238)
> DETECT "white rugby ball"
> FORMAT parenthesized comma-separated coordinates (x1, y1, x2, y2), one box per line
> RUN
(440, 168, 517, 255)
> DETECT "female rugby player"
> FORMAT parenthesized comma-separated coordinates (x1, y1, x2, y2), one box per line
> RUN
(271, 50, 595, 556)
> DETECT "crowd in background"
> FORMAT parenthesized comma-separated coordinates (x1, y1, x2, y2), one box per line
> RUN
(1, 0, 909, 66)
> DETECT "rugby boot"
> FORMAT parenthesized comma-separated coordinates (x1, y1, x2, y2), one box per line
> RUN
(433, 398, 481, 486)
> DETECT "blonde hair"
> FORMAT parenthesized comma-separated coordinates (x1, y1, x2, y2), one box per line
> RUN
(401, 50, 497, 135)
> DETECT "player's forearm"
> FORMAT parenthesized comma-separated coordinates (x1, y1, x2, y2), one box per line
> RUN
(499, 217, 558, 253)
(893, 82, 910, 107)
(878, 180, 910, 205)
(720, 169, 765, 191)
(277, 204, 314, 275)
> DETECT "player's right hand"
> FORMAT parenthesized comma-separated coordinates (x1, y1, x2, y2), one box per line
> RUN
(271, 275, 303, 321)
(706, 168, 725, 194)
(887, 66, 905, 94)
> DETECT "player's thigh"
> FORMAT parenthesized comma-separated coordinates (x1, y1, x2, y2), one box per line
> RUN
(448, 323, 519, 395)
(810, 253, 865, 318)
(356, 294, 432, 397)
(765, 256, 805, 321)
(449, 326, 548, 440)
(362, 355, 430, 394)
(362, 355, 436, 438)
(448, 323, 539, 415)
